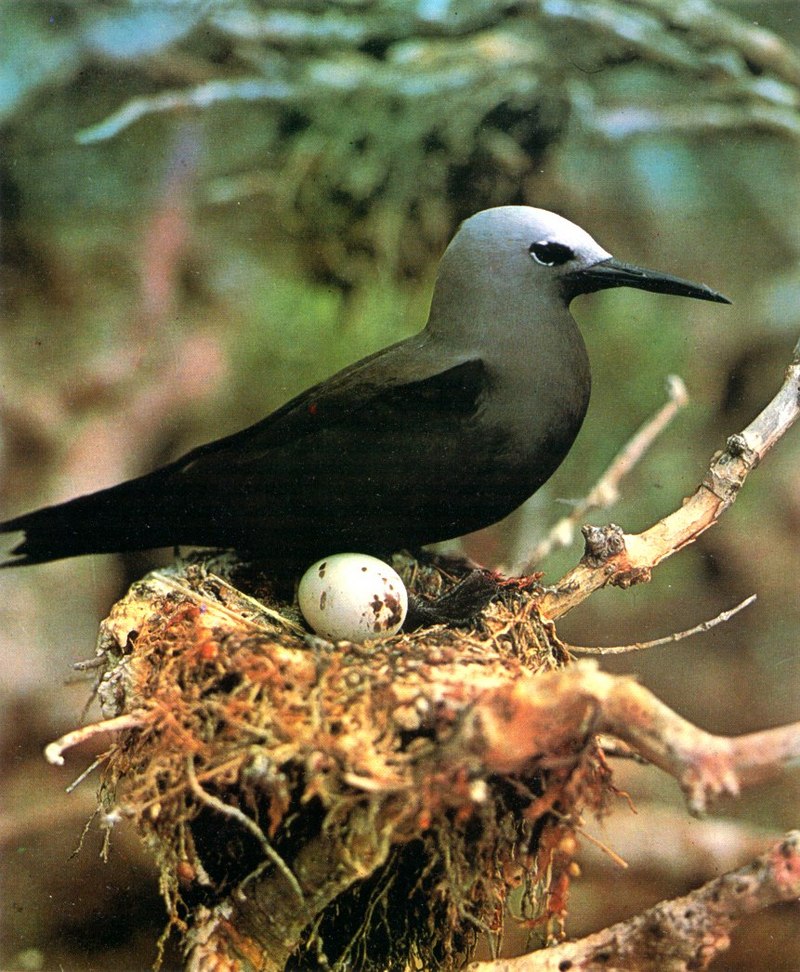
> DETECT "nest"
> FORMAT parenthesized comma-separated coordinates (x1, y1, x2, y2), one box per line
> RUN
(92, 553, 611, 971)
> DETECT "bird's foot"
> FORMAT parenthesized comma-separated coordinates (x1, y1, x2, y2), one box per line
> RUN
(404, 569, 502, 630)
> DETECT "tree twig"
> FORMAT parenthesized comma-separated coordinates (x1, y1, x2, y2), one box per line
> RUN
(539, 336, 800, 620)
(568, 593, 756, 655)
(467, 830, 800, 971)
(44, 712, 147, 767)
(461, 661, 800, 814)
(520, 375, 688, 569)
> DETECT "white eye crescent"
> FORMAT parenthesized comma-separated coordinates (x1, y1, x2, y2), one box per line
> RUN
(529, 241, 574, 267)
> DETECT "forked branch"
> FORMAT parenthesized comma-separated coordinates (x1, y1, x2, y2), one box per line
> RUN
(520, 374, 688, 568)
(540, 336, 800, 619)
(460, 662, 800, 815)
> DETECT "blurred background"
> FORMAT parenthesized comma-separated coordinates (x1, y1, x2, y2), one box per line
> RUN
(1, 1, 799, 969)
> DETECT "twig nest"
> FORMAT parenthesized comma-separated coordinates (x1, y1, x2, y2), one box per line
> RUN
(298, 553, 408, 642)
(87, 555, 591, 970)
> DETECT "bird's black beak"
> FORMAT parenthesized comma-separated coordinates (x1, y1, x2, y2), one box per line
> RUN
(566, 257, 731, 304)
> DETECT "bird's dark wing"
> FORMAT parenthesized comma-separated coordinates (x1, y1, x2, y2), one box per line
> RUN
(0, 342, 491, 568)
(171, 339, 488, 476)
(148, 347, 492, 561)
(0, 315, 573, 567)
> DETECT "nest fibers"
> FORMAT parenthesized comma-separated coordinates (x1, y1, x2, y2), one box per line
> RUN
(91, 553, 610, 970)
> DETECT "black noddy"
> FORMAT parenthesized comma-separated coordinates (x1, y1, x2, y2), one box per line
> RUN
(0, 206, 729, 571)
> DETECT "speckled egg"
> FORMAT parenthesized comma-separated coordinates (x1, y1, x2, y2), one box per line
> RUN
(297, 553, 408, 643)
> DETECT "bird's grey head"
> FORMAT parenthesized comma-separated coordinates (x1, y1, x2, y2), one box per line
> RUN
(428, 206, 729, 340)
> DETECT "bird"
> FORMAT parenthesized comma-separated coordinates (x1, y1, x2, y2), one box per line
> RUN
(0, 206, 729, 573)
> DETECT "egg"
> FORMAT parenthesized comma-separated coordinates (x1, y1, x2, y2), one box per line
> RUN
(298, 553, 408, 643)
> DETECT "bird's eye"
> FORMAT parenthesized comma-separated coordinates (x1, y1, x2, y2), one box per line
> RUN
(529, 241, 574, 267)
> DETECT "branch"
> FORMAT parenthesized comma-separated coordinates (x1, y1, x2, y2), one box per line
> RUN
(569, 593, 756, 655)
(74, 0, 800, 148)
(635, 0, 800, 87)
(539, 336, 800, 620)
(467, 830, 800, 971)
(77, 79, 294, 145)
(44, 712, 147, 767)
(521, 375, 687, 569)
(586, 102, 800, 141)
(461, 662, 800, 814)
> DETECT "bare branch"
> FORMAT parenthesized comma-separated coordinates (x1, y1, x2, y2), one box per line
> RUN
(467, 830, 800, 971)
(586, 102, 800, 141)
(461, 662, 800, 814)
(77, 79, 293, 145)
(520, 375, 688, 569)
(44, 712, 147, 767)
(569, 593, 756, 655)
(539, 337, 800, 620)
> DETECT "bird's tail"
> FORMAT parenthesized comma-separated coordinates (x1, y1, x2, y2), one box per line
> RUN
(0, 472, 177, 568)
